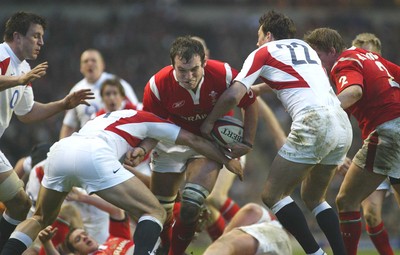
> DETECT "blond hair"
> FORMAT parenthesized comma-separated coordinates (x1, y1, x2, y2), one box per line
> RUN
(352, 33, 381, 54)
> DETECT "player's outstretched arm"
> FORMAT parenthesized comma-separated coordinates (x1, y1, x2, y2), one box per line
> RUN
(0, 62, 48, 91)
(17, 89, 94, 123)
(175, 129, 243, 180)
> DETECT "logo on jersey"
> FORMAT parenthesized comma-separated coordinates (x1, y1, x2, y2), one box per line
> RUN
(209, 91, 218, 105)
(181, 113, 208, 122)
(172, 100, 185, 108)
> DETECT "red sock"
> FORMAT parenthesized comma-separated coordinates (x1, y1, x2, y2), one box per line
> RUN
(219, 198, 240, 221)
(160, 215, 174, 249)
(339, 211, 362, 255)
(168, 214, 196, 255)
(366, 221, 394, 255)
(206, 214, 225, 241)
(39, 217, 70, 255)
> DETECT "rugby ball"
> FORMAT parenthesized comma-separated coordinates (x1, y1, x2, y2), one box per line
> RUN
(211, 116, 244, 147)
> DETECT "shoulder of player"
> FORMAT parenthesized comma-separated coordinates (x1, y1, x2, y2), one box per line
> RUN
(204, 59, 238, 76)
(151, 66, 177, 88)
(333, 50, 366, 71)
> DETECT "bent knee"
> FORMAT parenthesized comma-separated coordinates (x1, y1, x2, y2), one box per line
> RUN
(302, 197, 324, 211)
(180, 202, 201, 223)
(180, 183, 210, 223)
(261, 192, 278, 208)
(363, 208, 380, 226)
(4, 191, 31, 219)
(336, 192, 351, 211)
(147, 204, 167, 224)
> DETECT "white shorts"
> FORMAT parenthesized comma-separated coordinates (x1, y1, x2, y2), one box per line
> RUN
(238, 222, 292, 255)
(0, 150, 13, 173)
(353, 117, 400, 178)
(43, 136, 134, 194)
(151, 142, 204, 173)
(279, 106, 352, 165)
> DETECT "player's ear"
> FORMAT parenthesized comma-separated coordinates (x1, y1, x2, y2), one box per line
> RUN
(329, 47, 337, 56)
(266, 31, 274, 42)
(202, 59, 207, 68)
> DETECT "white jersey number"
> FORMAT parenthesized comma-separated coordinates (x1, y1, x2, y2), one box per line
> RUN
(277, 42, 318, 65)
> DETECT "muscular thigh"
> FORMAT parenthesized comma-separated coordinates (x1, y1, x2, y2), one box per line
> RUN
(96, 176, 161, 220)
(150, 171, 185, 197)
(301, 164, 337, 208)
(209, 166, 237, 197)
(264, 155, 313, 200)
(186, 158, 221, 192)
(353, 117, 400, 178)
(338, 163, 386, 206)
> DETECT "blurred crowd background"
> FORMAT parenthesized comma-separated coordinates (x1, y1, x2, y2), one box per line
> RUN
(1, 0, 400, 250)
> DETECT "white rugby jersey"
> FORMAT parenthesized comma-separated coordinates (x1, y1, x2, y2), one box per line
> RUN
(0, 42, 34, 137)
(236, 39, 341, 119)
(62, 72, 139, 129)
(75, 109, 181, 160)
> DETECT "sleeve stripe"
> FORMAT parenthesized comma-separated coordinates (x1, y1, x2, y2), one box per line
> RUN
(149, 75, 161, 100)
(224, 63, 233, 88)
(333, 57, 363, 70)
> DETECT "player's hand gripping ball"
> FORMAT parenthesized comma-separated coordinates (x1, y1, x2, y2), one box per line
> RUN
(211, 116, 244, 147)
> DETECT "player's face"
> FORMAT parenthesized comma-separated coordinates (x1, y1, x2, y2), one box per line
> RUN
(80, 50, 105, 83)
(314, 48, 336, 71)
(257, 26, 269, 47)
(16, 23, 44, 61)
(69, 229, 98, 254)
(173, 55, 205, 90)
(102, 84, 124, 111)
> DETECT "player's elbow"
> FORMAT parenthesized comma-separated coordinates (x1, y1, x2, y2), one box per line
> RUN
(16, 113, 34, 123)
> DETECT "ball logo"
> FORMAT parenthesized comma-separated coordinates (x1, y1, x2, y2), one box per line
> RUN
(211, 116, 244, 147)
(218, 127, 242, 143)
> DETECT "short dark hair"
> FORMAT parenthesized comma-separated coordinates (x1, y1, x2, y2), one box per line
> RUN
(304, 27, 346, 54)
(3, 12, 47, 42)
(170, 36, 205, 66)
(100, 78, 126, 98)
(259, 10, 296, 40)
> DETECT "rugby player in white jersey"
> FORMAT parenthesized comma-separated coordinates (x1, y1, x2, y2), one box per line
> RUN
(0, 11, 93, 250)
(59, 49, 140, 139)
(201, 10, 352, 255)
(1, 109, 242, 255)
(59, 49, 141, 243)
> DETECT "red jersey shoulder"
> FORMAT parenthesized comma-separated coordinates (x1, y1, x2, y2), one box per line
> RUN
(204, 59, 238, 79)
(153, 66, 175, 87)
